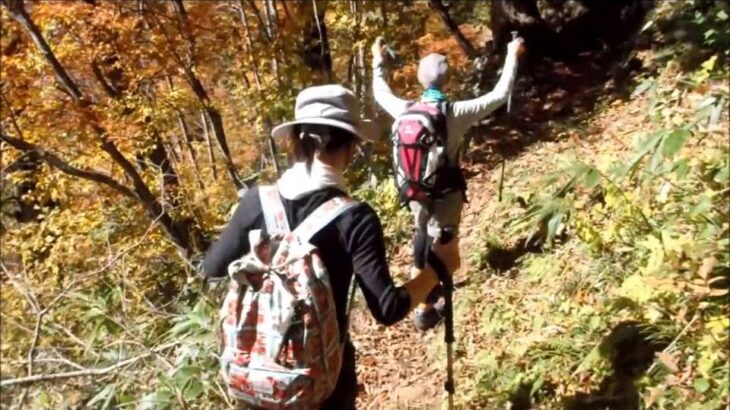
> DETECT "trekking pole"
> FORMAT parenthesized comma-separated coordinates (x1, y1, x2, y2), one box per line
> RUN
(428, 228, 456, 410)
(498, 30, 519, 202)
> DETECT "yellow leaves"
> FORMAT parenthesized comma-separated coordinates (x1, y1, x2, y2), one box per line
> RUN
(619, 272, 678, 304)
(639, 234, 664, 275)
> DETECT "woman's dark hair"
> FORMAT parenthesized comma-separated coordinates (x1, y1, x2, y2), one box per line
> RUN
(288, 124, 359, 172)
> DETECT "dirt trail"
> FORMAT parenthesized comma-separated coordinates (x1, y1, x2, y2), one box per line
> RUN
(350, 160, 495, 410)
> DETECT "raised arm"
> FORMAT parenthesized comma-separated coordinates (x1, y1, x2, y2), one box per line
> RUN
(371, 37, 409, 119)
(451, 38, 524, 127)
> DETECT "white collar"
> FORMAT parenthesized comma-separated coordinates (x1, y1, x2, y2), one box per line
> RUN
(276, 158, 348, 200)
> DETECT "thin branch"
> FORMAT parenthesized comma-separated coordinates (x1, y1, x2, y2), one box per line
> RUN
(0, 341, 180, 386)
(90, 58, 121, 99)
(15, 356, 86, 371)
(201, 110, 218, 180)
(245, 0, 270, 43)
(647, 314, 700, 376)
(311, 0, 331, 81)
(0, 133, 138, 200)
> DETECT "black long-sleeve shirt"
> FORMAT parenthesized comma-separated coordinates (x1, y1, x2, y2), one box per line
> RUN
(203, 187, 411, 332)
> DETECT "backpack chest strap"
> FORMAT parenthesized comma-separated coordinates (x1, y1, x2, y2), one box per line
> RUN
(292, 196, 358, 244)
(259, 185, 292, 235)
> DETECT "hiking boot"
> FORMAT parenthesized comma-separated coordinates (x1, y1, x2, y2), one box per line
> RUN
(412, 306, 442, 331)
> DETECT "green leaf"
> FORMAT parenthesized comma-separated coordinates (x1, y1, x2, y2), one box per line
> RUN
(673, 159, 690, 179)
(662, 129, 690, 158)
(583, 168, 600, 189)
(183, 380, 205, 401)
(648, 148, 664, 175)
(701, 55, 718, 72)
(138, 390, 173, 410)
(716, 9, 728, 21)
(693, 378, 710, 393)
(546, 212, 563, 243)
(714, 165, 729, 183)
(698, 354, 715, 376)
(690, 195, 712, 216)
(173, 364, 198, 387)
(87, 385, 115, 409)
(530, 377, 544, 396)
(625, 131, 664, 179)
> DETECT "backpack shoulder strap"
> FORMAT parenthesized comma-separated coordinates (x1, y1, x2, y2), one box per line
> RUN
(292, 196, 358, 244)
(258, 185, 291, 234)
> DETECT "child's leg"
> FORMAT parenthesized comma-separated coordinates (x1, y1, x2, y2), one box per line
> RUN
(428, 192, 464, 314)
(408, 201, 441, 330)
(429, 191, 464, 243)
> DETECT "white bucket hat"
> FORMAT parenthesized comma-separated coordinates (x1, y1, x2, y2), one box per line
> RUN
(271, 84, 377, 141)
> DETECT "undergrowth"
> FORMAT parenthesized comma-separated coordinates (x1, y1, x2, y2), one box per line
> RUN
(454, 1, 729, 409)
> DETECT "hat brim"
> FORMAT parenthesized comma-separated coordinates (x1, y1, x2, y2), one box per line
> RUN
(271, 118, 378, 142)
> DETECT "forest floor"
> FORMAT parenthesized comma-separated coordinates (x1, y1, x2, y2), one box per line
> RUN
(349, 22, 728, 407)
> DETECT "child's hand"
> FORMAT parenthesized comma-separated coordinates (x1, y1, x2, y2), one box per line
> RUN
(371, 36, 387, 59)
(508, 37, 526, 58)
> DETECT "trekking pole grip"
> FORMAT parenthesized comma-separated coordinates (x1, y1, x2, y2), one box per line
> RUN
(427, 251, 451, 290)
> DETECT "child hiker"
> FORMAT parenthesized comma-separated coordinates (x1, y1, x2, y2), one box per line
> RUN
(371, 36, 525, 331)
(203, 85, 460, 409)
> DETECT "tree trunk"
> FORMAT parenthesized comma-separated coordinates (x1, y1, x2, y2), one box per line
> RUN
(428, 0, 478, 59)
(201, 110, 218, 181)
(239, 0, 263, 89)
(203, 108, 243, 188)
(175, 113, 205, 190)
(91, 58, 121, 99)
(165, 76, 204, 190)
(261, 0, 282, 87)
(309, 0, 333, 81)
(263, 117, 280, 176)
(245, 0, 270, 43)
(147, 135, 179, 201)
(169, 1, 244, 190)
(3, 0, 199, 255)
(238, 1, 280, 177)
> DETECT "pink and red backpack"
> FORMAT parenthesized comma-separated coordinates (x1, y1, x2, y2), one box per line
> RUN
(219, 186, 357, 409)
(391, 101, 451, 204)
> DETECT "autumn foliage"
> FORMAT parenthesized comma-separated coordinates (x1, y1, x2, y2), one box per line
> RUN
(1, 1, 727, 409)
(0, 1, 479, 407)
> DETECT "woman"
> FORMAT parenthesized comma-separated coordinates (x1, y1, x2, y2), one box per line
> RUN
(203, 84, 459, 409)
